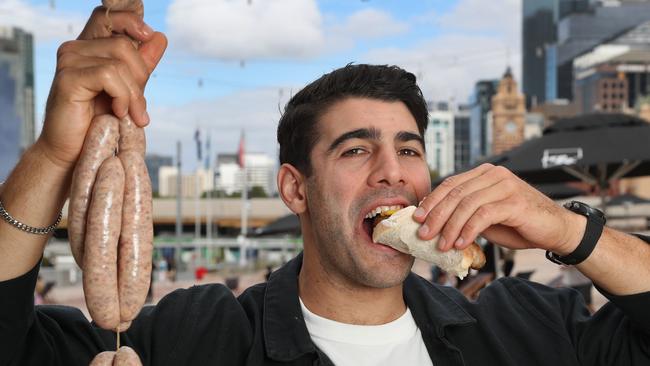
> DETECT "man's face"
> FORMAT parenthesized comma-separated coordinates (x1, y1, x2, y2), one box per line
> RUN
(304, 97, 431, 289)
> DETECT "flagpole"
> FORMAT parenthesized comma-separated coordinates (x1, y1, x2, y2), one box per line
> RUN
(194, 129, 201, 241)
(205, 131, 213, 265)
(238, 130, 248, 267)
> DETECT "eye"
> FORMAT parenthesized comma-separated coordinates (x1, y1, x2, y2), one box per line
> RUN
(398, 148, 421, 157)
(342, 147, 367, 157)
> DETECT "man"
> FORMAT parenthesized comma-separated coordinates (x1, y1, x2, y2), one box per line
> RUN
(1, 6, 649, 366)
(0, 9, 251, 366)
(238, 64, 650, 365)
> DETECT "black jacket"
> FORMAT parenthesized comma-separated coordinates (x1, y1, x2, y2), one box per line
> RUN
(0, 263, 252, 366)
(3, 247, 650, 365)
(238, 252, 650, 365)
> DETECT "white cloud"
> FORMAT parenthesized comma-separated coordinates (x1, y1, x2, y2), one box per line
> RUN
(166, 0, 409, 61)
(332, 8, 409, 40)
(362, 0, 522, 103)
(166, 0, 325, 61)
(147, 87, 290, 170)
(0, 0, 86, 43)
(437, 0, 521, 49)
(363, 34, 520, 103)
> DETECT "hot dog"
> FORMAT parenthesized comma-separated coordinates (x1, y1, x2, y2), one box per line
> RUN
(117, 150, 153, 326)
(372, 206, 486, 279)
(83, 156, 124, 330)
(68, 114, 120, 268)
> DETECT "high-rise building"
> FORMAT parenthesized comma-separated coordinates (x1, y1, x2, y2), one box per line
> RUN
(491, 68, 527, 155)
(454, 105, 471, 172)
(555, 0, 650, 101)
(145, 154, 173, 194)
(425, 103, 455, 177)
(522, 0, 590, 107)
(0, 27, 34, 181)
(573, 21, 650, 114)
(469, 80, 499, 163)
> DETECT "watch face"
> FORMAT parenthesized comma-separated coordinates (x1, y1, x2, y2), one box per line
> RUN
(564, 201, 606, 224)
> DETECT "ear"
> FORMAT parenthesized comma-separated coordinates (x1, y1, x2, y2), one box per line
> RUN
(277, 163, 307, 214)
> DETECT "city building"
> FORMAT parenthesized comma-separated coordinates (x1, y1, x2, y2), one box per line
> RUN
(158, 166, 214, 198)
(424, 102, 455, 177)
(145, 154, 173, 194)
(454, 105, 472, 172)
(573, 21, 650, 114)
(215, 152, 276, 196)
(530, 99, 578, 129)
(469, 79, 499, 163)
(0, 27, 34, 181)
(491, 68, 527, 155)
(522, 0, 591, 106)
(554, 0, 650, 101)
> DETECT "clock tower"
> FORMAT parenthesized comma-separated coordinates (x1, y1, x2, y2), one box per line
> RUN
(491, 67, 526, 155)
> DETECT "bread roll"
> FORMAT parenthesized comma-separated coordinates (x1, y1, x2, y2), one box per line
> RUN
(372, 206, 486, 279)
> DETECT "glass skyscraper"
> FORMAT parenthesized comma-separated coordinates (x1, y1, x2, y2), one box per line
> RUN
(0, 26, 34, 181)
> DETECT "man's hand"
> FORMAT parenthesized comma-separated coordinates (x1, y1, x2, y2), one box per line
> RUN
(412, 164, 584, 255)
(36, 6, 167, 172)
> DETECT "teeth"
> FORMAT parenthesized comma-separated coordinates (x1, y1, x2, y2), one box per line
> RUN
(364, 205, 404, 219)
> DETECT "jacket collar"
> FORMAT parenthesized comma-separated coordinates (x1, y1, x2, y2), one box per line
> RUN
(262, 252, 476, 361)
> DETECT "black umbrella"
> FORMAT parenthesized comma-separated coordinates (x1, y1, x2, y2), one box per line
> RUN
(483, 113, 650, 213)
(533, 183, 588, 200)
(254, 214, 301, 237)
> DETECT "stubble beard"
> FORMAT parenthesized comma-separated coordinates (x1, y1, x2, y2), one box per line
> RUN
(305, 179, 414, 290)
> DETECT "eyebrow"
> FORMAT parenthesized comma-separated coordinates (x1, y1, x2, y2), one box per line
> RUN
(326, 127, 425, 154)
(326, 128, 381, 154)
(396, 131, 425, 149)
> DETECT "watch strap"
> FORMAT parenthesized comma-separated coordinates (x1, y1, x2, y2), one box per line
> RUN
(546, 213, 604, 265)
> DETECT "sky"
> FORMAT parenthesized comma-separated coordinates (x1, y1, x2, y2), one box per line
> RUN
(0, 0, 521, 172)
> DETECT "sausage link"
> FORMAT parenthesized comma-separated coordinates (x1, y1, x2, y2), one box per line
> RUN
(68, 114, 119, 268)
(117, 150, 153, 326)
(89, 351, 115, 365)
(118, 116, 146, 156)
(83, 156, 124, 330)
(114, 346, 142, 366)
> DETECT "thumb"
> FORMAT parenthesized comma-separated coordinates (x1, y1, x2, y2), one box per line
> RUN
(140, 32, 167, 76)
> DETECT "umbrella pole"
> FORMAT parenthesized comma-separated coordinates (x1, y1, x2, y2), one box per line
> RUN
(598, 163, 608, 217)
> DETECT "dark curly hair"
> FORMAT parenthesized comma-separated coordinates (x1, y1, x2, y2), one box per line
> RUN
(277, 64, 428, 176)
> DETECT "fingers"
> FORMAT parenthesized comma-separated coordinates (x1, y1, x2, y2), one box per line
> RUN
(78, 7, 150, 42)
(58, 37, 149, 86)
(56, 57, 148, 125)
(415, 164, 510, 241)
(437, 179, 516, 251)
(413, 163, 494, 223)
(139, 32, 167, 75)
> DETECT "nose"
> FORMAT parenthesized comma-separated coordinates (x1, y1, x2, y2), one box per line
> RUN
(368, 148, 405, 188)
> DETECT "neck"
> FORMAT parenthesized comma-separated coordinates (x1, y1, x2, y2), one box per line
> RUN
(298, 247, 406, 325)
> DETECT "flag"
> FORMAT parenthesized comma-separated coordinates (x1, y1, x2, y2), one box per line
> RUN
(194, 129, 202, 161)
(238, 130, 245, 168)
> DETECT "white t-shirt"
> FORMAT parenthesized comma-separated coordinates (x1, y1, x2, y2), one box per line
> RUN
(299, 298, 433, 366)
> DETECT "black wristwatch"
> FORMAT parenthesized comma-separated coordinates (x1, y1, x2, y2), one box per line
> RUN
(545, 201, 606, 266)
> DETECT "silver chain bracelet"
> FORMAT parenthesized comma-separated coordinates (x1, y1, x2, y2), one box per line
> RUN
(0, 197, 62, 235)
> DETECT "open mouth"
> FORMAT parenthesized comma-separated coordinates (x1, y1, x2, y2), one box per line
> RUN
(361, 205, 404, 239)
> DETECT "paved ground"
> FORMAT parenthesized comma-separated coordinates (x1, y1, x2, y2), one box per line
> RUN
(44, 248, 607, 320)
